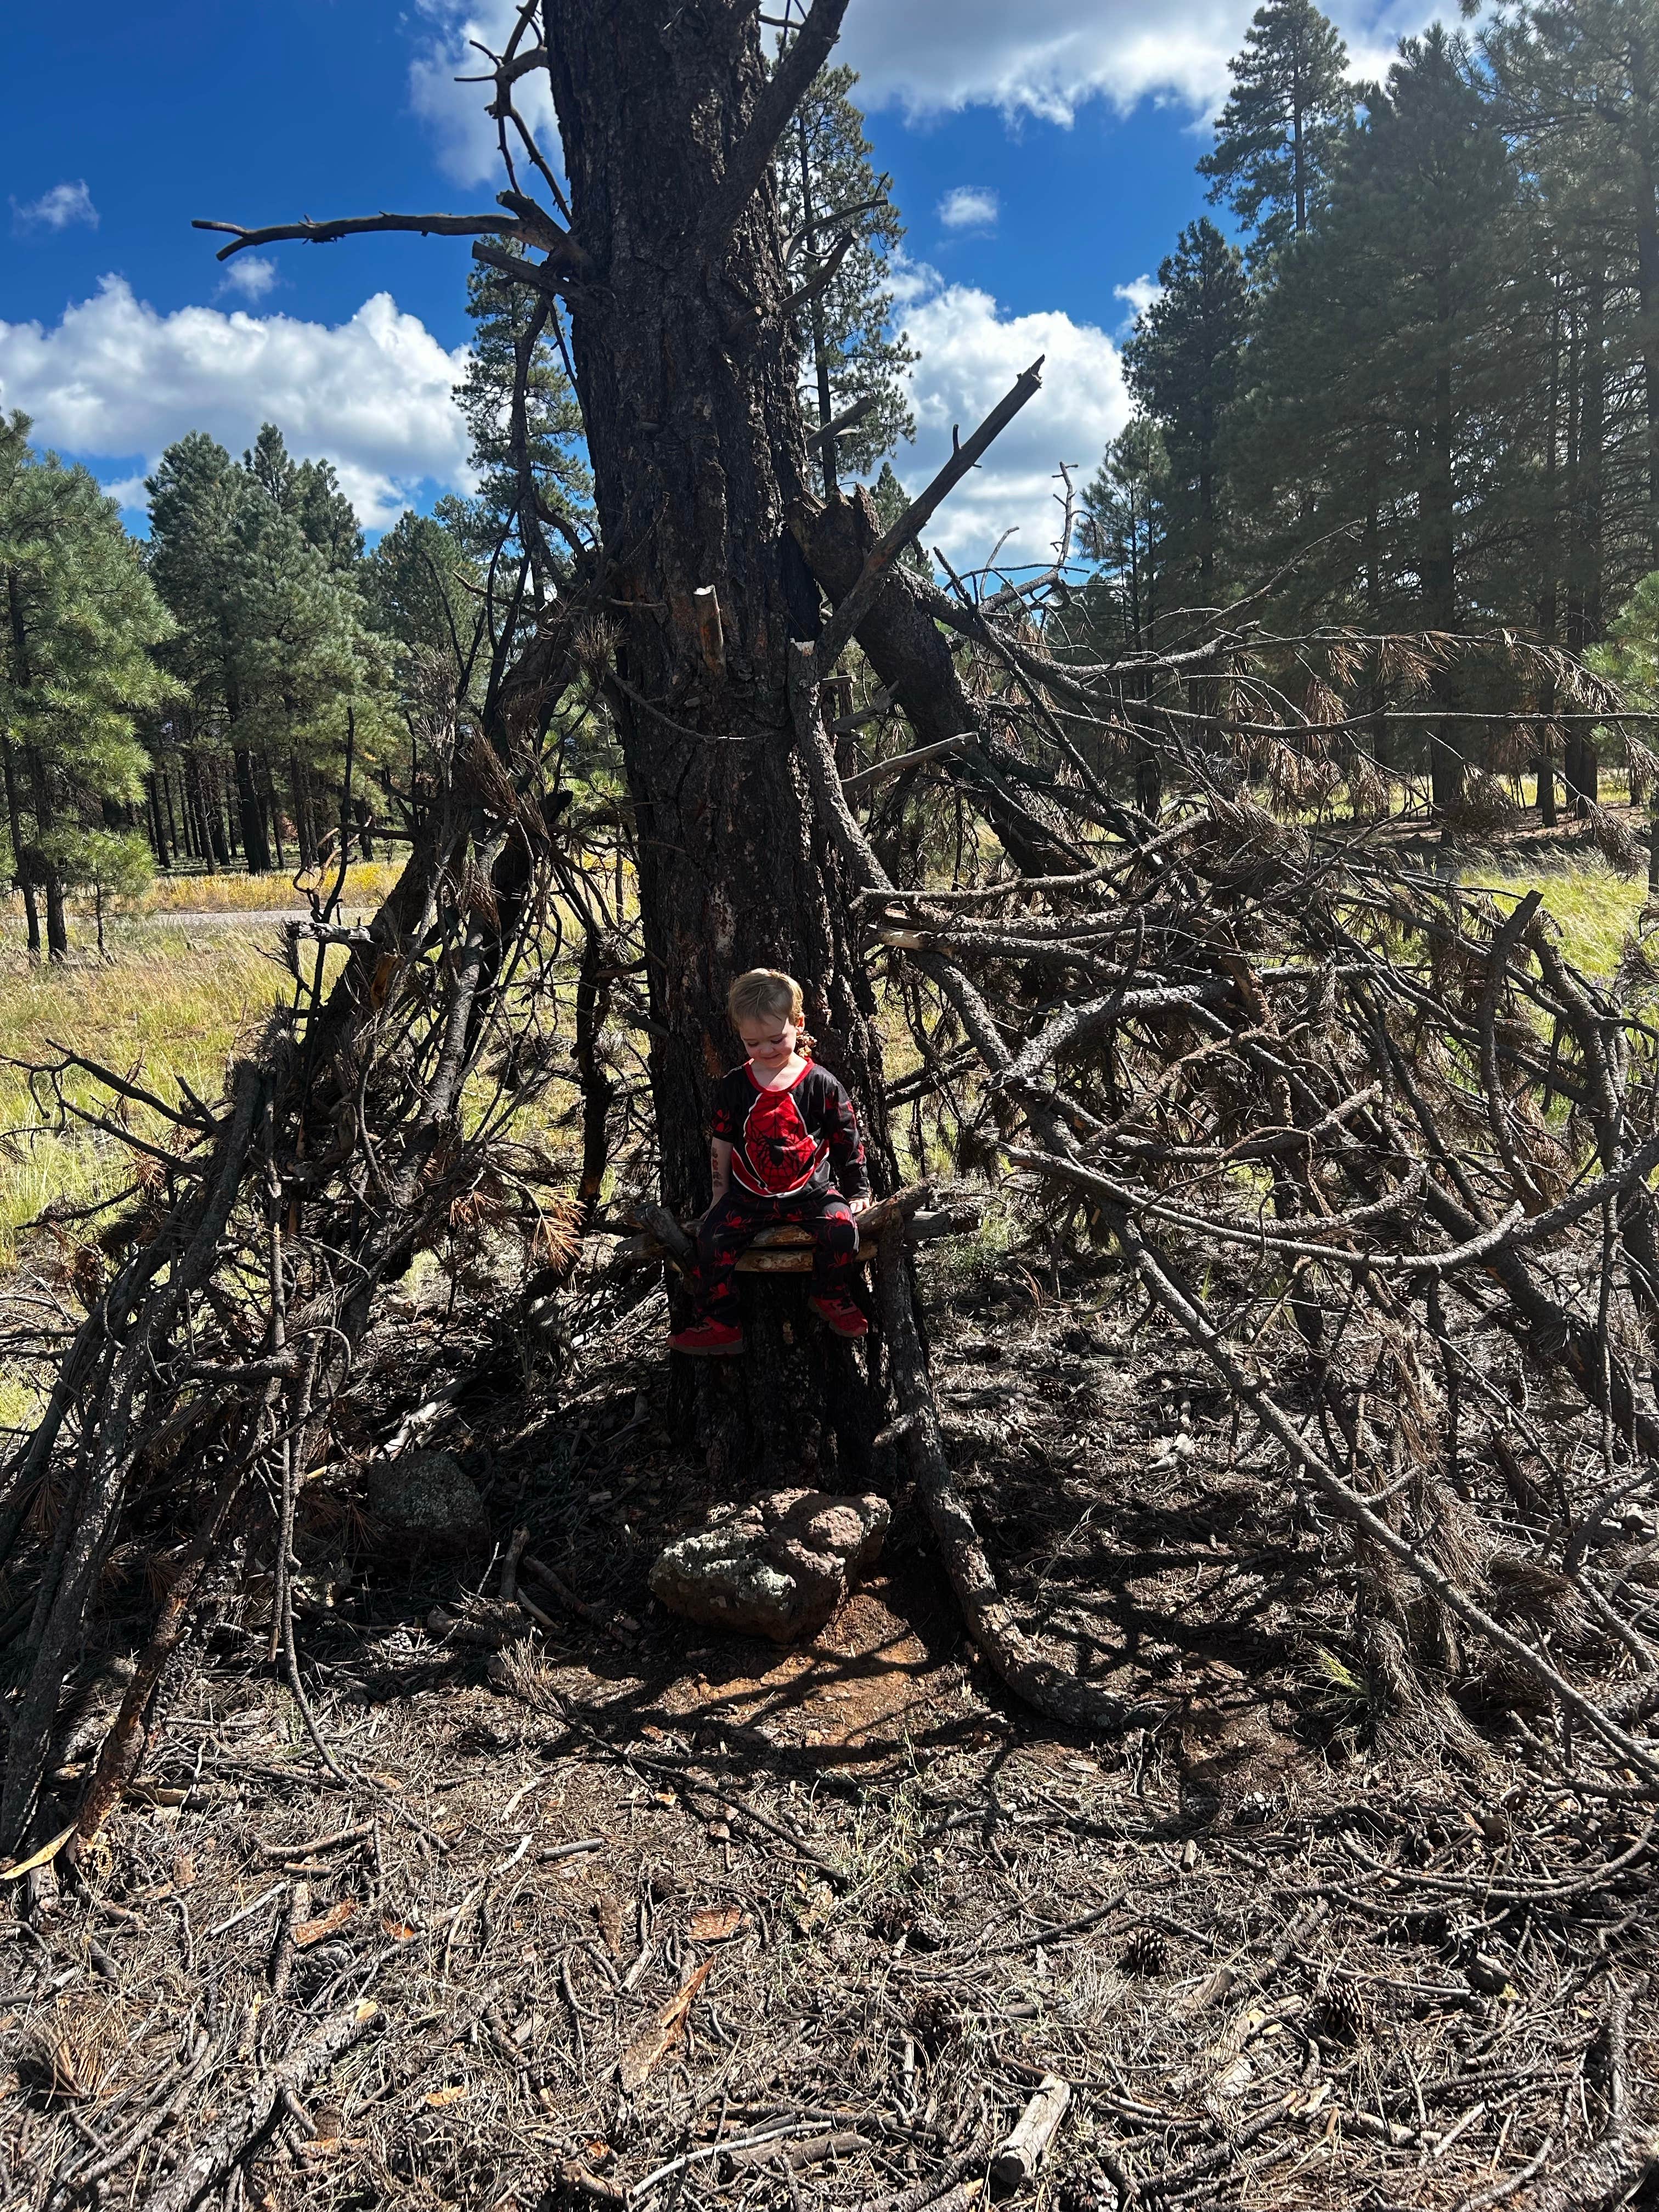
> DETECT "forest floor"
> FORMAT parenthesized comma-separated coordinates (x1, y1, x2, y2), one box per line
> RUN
(4, 1217, 1655, 2212)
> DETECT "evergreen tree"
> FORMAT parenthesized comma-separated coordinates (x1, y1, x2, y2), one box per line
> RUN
(867, 462, 927, 575)
(231, 469, 390, 868)
(146, 426, 387, 873)
(453, 246, 590, 584)
(363, 504, 486, 799)
(1486, 1, 1659, 568)
(772, 52, 916, 493)
(1122, 219, 1250, 601)
(0, 412, 175, 956)
(1199, 0, 1355, 267)
(1234, 29, 1536, 808)
(244, 422, 364, 572)
(1080, 420, 1170, 651)
(364, 505, 479, 662)
(145, 430, 264, 864)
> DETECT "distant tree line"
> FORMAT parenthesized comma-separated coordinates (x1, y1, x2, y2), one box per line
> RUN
(1082, 0, 1659, 821)
(0, 253, 590, 956)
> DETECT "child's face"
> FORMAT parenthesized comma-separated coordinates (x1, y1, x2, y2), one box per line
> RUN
(739, 1013, 799, 1071)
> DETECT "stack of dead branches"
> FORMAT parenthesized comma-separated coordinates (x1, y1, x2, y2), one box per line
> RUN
(776, 552, 1659, 1797)
(0, 551, 644, 1864)
(6, 352, 1659, 1885)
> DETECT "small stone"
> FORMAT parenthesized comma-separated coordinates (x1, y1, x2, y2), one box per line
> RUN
(649, 1487, 890, 1643)
(368, 1449, 490, 1557)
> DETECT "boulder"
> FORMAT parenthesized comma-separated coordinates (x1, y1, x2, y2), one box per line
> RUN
(649, 1488, 890, 1643)
(368, 1449, 490, 1557)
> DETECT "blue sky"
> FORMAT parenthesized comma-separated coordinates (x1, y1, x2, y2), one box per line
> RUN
(1, 0, 1443, 562)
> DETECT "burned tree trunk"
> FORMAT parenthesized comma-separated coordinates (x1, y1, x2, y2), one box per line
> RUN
(542, 0, 890, 1212)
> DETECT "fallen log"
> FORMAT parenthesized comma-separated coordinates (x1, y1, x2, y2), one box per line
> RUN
(991, 2076, 1072, 2193)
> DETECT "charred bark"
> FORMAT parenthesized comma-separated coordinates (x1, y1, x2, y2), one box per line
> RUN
(790, 487, 1085, 879)
(541, 0, 889, 1219)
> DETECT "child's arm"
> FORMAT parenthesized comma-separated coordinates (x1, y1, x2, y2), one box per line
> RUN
(824, 1079, 871, 1211)
(709, 1135, 732, 1202)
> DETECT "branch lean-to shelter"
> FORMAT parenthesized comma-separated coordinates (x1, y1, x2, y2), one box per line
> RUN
(7, 23, 1659, 2138)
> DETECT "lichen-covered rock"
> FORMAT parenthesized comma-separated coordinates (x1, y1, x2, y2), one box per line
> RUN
(650, 1488, 890, 1643)
(368, 1449, 490, 1556)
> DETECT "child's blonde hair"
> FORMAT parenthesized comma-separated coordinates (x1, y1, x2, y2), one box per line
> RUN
(728, 967, 805, 1033)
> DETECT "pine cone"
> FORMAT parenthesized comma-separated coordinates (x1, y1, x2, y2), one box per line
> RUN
(1311, 1982, 1365, 2045)
(1120, 1924, 1169, 1978)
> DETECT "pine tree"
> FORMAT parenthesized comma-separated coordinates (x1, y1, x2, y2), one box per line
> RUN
(772, 54, 916, 493)
(1, 411, 175, 956)
(1235, 28, 1537, 810)
(1080, 419, 1170, 651)
(145, 430, 262, 864)
(1486, 1, 1659, 568)
(362, 504, 483, 807)
(231, 469, 389, 868)
(1122, 220, 1250, 602)
(244, 421, 364, 572)
(454, 246, 590, 584)
(146, 427, 387, 873)
(868, 462, 927, 575)
(1199, 0, 1355, 267)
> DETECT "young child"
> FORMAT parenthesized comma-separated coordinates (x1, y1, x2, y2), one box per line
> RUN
(668, 968, 871, 1355)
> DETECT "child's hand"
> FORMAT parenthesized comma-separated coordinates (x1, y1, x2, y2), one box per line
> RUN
(851, 1195, 870, 1215)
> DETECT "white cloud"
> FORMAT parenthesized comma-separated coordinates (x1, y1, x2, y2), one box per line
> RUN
(838, 0, 1450, 122)
(886, 268, 1128, 571)
(408, 0, 563, 187)
(397, 0, 1449, 191)
(0, 278, 473, 530)
(220, 255, 279, 302)
(938, 186, 1000, 233)
(12, 179, 99, 233)
(1113, 274, 1161, 331)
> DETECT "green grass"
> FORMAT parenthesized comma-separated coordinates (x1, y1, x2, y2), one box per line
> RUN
(1459, 855, 1651, 975)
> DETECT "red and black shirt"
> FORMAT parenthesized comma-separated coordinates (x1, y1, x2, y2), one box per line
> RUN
(709, 1059, 870, 1202)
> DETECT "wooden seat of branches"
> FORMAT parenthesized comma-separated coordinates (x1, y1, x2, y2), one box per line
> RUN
(619, 1183, 978, 1276)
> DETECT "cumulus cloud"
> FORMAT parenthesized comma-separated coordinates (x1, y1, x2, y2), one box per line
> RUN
(219, 255, 279, 302)
(12, 180, 98, 233)
(838, 0, 1449, 122)
(1113, 274, 1161, 330)
(0, 278, 473, 529)
(408, 0, 562, 187)
(885, 265, 1127, 570)
(398, 0, 1449, 188)
(938, 186, 1000, 233)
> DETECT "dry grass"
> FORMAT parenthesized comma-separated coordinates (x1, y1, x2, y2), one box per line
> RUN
(0, 918, 286, 1273)
(0, 857, 403, 926)
(137, 859, 402, 915)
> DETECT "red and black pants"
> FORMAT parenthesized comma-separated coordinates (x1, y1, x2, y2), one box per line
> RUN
(691, 1187, 860, 1322)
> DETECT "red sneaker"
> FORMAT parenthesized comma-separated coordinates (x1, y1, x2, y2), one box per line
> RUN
(668, 1318, 745, 1356)
(808, 1294, 868, 1339)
